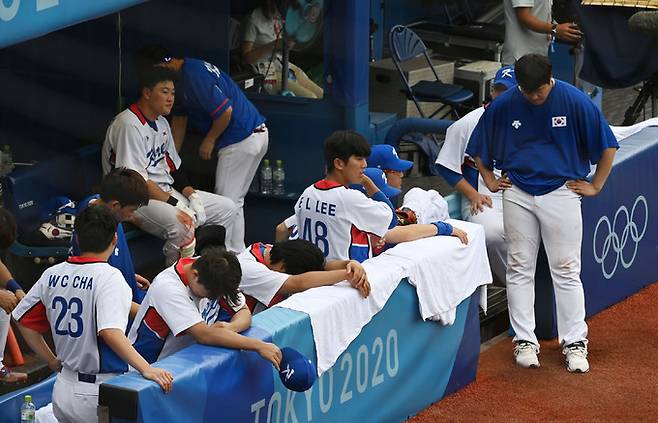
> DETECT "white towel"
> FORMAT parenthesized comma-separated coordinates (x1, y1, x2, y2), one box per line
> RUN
(385, 220, 492, 322)
(274, 253, 406, 374)
(402, 187, 450, 224)
(275, 220, 492, 375)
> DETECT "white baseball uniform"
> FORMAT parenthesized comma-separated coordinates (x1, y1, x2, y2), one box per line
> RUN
(13, 257, 132, 423)
(128, 258, 245, 362)
(436, 106, 507, 284)
(235, 243, 289, 312)
(294, 180, 392, 262)
(103, 104, 239, 263)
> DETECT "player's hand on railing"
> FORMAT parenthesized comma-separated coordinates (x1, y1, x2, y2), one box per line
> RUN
(258, 342, 283, 370)
(467, 192, 493, 215)
(187, 192, 207, 226)
(346, 260, 370, 298)
(135, 274, 151, 291)
(0, 291, 18, 314)
(143, 366, 174, 393)
(451, 227, 469, 245)
(566, 179, 599, 196)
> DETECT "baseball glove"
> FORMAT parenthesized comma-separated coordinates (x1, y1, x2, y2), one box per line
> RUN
(395, 207, 417, 226)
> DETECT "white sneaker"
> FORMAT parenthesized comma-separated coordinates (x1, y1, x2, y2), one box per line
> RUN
(563, 341, 589, 373)
(514, 341, 540, 368)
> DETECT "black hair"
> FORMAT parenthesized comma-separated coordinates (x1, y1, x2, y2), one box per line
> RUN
(0, 208, 17, 249)
(324, 130, 371, 172)
(99, 168, 149, 208)
(259, 0, 279, 20)
(136, 44, 173, 73)
(74, 205, 118, 254)
(515, 54, 552, 93)
(192, 248, 242, 303)
(137, 66, 178, 92)
(269, 239, 326, 275)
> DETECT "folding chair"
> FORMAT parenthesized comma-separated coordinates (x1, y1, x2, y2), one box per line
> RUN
(389, 25, 473, 119)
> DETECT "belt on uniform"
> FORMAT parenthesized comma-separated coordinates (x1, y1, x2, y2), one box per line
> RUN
(78, 373, 97, 383)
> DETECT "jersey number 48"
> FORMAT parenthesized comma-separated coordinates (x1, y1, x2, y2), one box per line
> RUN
(301, 218, 329, 257)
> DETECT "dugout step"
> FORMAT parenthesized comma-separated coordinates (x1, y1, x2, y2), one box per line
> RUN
(0, 353, 52, 396)
(480, 286, 509, 343)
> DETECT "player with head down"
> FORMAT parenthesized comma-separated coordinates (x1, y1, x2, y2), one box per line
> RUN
(466, 54, 618, 373)
(103, 66, 239, 265)
(435, 65, 518, 285)
(72, 168, 150, 303)
(13, 205, 173, 423)
(128, 248, 282, 369)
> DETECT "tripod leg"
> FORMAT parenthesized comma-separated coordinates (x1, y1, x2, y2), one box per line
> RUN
(623, 83, 651, 126)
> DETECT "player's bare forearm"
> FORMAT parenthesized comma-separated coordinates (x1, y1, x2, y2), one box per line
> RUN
(129, 302, 140, 320)
(188, 321, 267, 349)
(171, 116, 188, 152)
(0, 259, 13, 285)
(205, 108, 232, 145)
(275, 222, 292, 242)
(384, 224, 437, 244)
(515, 8, 552, 34)
(227, 307, 252, 333)
(455, 178, 481, 202)
(16, 325, 59, 370)
(146, 180, 171, 202)
(590, 148, 616, 192)
(280, 269, 347, 294)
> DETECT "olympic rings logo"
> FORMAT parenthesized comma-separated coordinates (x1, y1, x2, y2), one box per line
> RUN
(592, 196, 648, 279)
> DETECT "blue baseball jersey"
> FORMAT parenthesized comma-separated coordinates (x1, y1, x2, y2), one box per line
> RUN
(72, 195, 144, 303)
(177, 58, 266, 150)
(466, 80, 619, 196)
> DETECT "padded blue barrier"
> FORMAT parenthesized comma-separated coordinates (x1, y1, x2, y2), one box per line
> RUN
(0, 375, 55, 422)
(98, 283, 482, 423)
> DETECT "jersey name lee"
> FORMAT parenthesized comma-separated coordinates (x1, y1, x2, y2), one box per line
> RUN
(296, 196, 337, 217)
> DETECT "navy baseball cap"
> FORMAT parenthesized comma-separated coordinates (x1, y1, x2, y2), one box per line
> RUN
(368, 144, 413, 172)
(492, 65, 517, 90)
(279, 347, 316, 392)
(350, 168, 401, 199)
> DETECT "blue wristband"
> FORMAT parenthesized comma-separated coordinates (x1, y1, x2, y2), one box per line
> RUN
(431, 221, 454, 236)
(6, 279, 21, 293)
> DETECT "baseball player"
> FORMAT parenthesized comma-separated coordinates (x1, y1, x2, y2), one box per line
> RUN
(128, 249, 282, 368)
(436, 65, 518, 285)
(71, 168, 150, 303)
(12, 205, 173, 423)
(202, 239, 369, 317)
(137, 45, 268, 253)
(466, 54, 618, 372)
(294, 130, 396, 262)
(103, 66, 239, 264)
(0, 208, 27, 383)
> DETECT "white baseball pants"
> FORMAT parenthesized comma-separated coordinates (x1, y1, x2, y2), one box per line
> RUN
(134, 189, 238, 264)
(52, 368, 119, 423)
(214, 127, 269, 252)
(503, 184, 588, 347)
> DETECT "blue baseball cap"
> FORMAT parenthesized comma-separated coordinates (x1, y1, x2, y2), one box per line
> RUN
(350, 168, 401, 199)
(368, 144, 413, 172)
(41, 196, 77, 221)
(492, 65, 517, 90)
(279, 347, 316, 392)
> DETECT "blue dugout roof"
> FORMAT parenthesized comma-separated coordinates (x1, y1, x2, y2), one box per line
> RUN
(0, 0, 144, 49)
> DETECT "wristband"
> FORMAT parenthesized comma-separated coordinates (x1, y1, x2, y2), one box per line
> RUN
(6, 279, 21, 293)
(431, 221, 453, 237)
(550, 23, 557, 39)
(166, 196, 179, 207)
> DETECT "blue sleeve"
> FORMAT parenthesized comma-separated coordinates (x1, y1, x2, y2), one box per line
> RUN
(371, 191, 398, 229)
(465, 111, 495, 169)
(187, 65, 233, 120)
(436, 164, 464, 187)
(577, 99, 619, 165)
(70, 234, 80, 256)
(431, 221, 454, 236)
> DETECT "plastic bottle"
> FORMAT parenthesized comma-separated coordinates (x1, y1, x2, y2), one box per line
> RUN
(21, 395, 36, 423)
(260, 159, 273, 195)
(273, 160, 285, 195)
(2, 145, 13, 175)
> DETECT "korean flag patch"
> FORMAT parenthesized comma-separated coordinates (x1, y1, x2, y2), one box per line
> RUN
(552, 116, 567, 127)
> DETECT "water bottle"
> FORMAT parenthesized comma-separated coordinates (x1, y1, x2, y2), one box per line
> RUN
(273, 160, 285, 195)
(260, 159, 273, 195)
(21, 395, 35, 423)
(2, 145, 13, 176)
